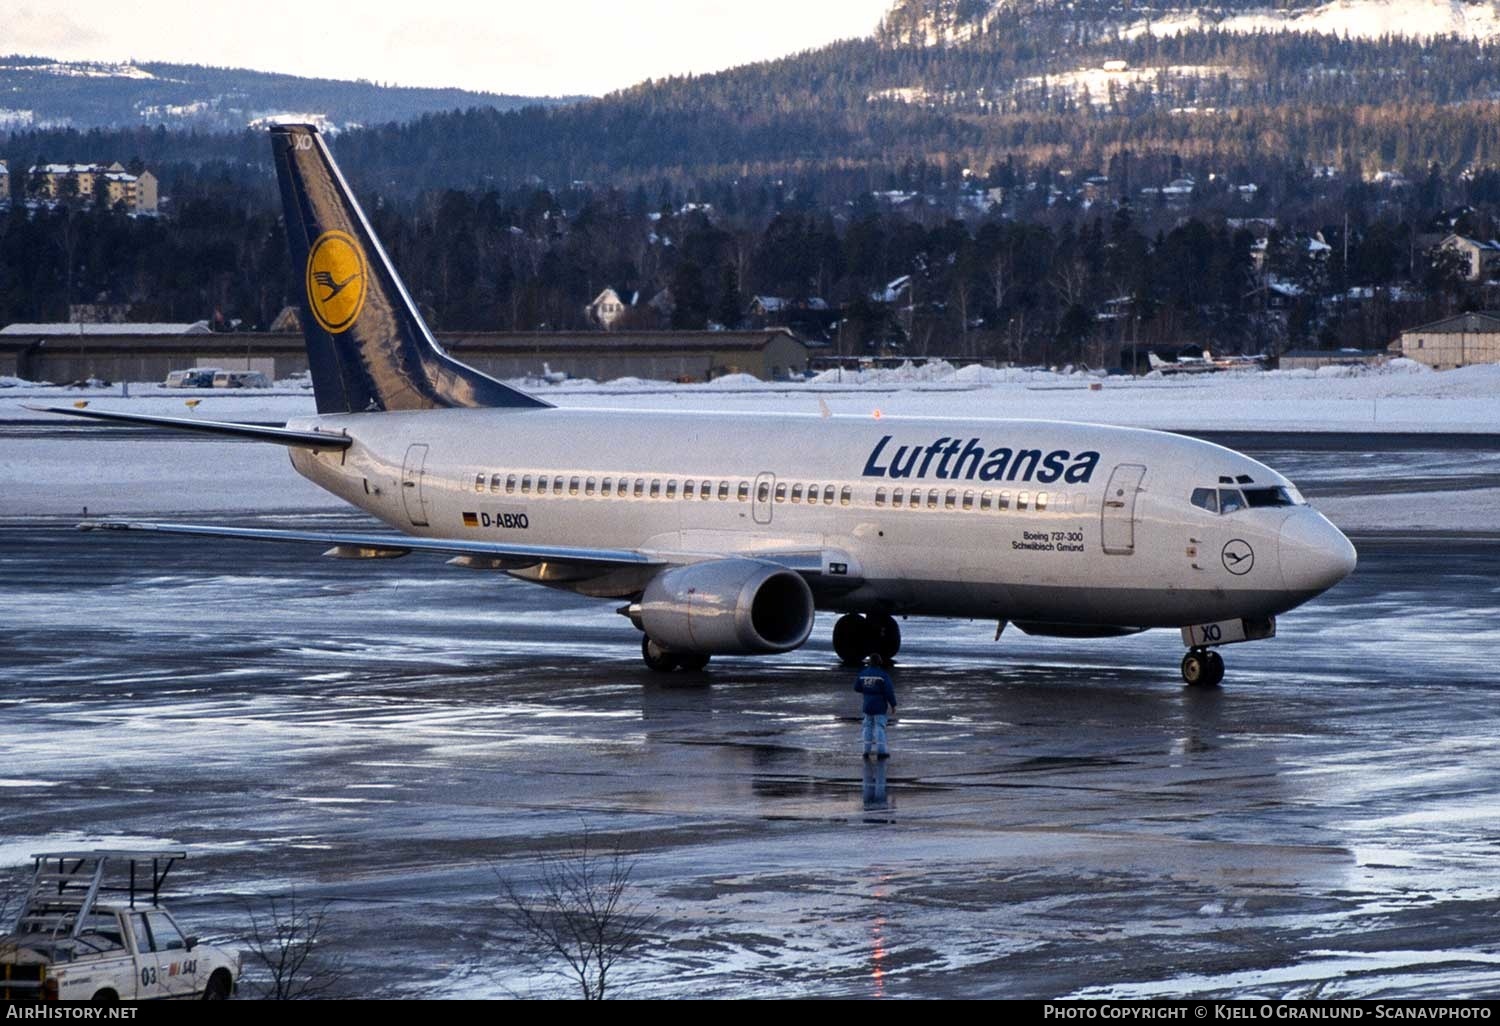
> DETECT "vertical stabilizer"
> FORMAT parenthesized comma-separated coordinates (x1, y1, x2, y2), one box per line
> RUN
(270, 124, 550, 414)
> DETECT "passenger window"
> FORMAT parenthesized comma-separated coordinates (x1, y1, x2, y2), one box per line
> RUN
(926, 490, 938, 510)
(569, 476, 580, 496)
(998, 491, 1011, 510)
(665, 480, 677, 499)
(840, 486, 852, 506)
(945, 490, 957, 509)
(585, 477, 596, 496)
(980, 491, 993, 511)
(892, 489, 903, 508)
(775, 483, 787, 502)
(701, 480, 713, 500)
(601, 477, 612, 495)
(806, 484, 818, 502)
(683, 481, 695, 499)
(875, 487, 887, 506)
(755, 482, 768, 502)
(144, 912, 185, 952)
(490, 473, 503, 493)
(521, 475, 532, 494)
(824, 485, 836, 505)
(474, 473, 486, 493)
(634, 479, 645, 498)
(618, 479, 630, 497)
(963, 490, 974, 510)
(506, 474, 517, 494)
(553, 476, 565, 495)
(719, 481, 730, 500)
(1190, 487, 1218, 513)
(650, 479, 661, 498)
(790, 484, 803, 503)
(1036, 492, 1048, 511)
(1017, 491, 1030, 510)
(132, 914, 153, 954)
(1219, 488, 1246, 514)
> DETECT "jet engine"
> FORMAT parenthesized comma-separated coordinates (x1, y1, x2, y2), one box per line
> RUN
(635, 559, 815, 654)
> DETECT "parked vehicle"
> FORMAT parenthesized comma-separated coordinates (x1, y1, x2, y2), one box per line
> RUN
(163, 368, 221, 388)
(0, 850, 239, 1002)
(210, 370, 271, 389)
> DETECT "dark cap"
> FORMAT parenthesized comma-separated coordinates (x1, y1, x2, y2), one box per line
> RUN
(865, 654, 884, 667)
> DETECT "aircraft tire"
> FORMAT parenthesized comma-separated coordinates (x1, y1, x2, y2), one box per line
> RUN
(642, 636, 679, 672)
(1181, 649, 1209, 687)
(677, 653, 711, 672)
(1204, 650, 1225, 687)
(832, 614, 871, 666)
(869, 614, 901, 661)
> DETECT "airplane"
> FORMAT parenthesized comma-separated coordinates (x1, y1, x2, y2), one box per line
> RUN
(1147, 351, 1217, 375)
(31, 124, 1357, 688)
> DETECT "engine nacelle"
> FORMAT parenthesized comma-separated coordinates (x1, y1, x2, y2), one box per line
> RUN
(637, 559, 815, 654)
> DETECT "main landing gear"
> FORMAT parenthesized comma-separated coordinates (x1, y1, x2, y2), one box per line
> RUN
(641, 635, 710, 673)
(1180, 647, 1225, 688)
(832, 613, 902, 666)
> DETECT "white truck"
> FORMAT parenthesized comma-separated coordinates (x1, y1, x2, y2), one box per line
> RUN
(1, 850, 240, 1002)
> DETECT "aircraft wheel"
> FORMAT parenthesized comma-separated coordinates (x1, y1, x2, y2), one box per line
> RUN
(677, 653, 711, 672)
(832, 614, 870, 666)
(642, 636, 679, 672)
(868, 614, 901, 662)
(1181, 649, 1221, 688)
(1204, 649, 1225, 687)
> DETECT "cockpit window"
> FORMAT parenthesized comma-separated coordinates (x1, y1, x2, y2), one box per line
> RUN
(1243, 486, 1301, 508)
(1218, 488, 1246, 514)
(1190, 487, 1218, 513)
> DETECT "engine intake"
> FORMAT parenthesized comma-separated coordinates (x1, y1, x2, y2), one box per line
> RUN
(638, 559, 815, 654)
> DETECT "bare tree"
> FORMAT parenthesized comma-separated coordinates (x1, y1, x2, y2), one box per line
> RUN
(495, 830, 657, 1000)
(241, 891, 349, 1000)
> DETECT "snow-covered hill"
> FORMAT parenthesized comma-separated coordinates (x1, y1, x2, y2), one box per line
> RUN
(880, 0, 1500, 46)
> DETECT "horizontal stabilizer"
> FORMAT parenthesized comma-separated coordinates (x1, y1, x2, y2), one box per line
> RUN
(25, 405, 352, 450)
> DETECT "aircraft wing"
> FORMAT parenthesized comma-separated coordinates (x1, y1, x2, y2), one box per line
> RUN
(78, 519, 663, 570)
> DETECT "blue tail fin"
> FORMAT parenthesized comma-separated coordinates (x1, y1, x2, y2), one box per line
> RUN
(270, 124, 550, 414)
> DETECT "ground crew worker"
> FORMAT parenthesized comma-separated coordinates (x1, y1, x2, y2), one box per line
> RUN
(853, 654, 897, 760)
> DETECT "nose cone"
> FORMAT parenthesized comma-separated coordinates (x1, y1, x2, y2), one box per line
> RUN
(1279, 510, 1357, 594)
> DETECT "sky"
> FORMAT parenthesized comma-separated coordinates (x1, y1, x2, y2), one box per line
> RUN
(3, 0, 897, 97)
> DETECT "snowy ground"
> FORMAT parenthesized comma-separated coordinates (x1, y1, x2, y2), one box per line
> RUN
(3, 358, 1498, 434)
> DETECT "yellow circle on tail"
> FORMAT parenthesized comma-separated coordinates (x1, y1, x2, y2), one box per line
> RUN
(305, 230, 368, 333)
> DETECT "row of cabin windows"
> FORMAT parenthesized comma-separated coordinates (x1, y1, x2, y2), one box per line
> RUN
(874, 486, 1049, 512)
(479, 472, 750, 502)
(473, 472, 1061, 514)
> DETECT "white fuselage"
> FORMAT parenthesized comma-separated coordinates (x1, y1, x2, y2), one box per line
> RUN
(286, 407, 1355, 629)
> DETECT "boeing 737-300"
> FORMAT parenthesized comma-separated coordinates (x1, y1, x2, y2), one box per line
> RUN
(33, 125, 1357, 687)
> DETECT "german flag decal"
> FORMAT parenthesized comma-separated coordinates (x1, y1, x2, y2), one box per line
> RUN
(462, 512, 479, 527)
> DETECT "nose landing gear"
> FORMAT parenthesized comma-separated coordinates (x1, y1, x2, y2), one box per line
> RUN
(832, 613, 902, 666)
(1181, 647, 1225, 688)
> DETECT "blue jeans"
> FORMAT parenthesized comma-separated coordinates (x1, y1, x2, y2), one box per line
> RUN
(862, 713, 889, 755)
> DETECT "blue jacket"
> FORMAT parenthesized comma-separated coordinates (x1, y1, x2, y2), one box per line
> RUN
(853, 667, 897, 716)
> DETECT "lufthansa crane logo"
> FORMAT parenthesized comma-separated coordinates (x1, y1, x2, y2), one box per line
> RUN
(1221, 539, 1255, 576)
(305, 230, 367, 333)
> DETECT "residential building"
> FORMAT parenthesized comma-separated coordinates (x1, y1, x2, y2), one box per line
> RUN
(585, 287, 637, 330)
(1435, 234, 1500, 282)
(25, 162, 158, 213)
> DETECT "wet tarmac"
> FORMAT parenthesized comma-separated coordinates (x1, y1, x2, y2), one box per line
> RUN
(3, 432, 1500, 998)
